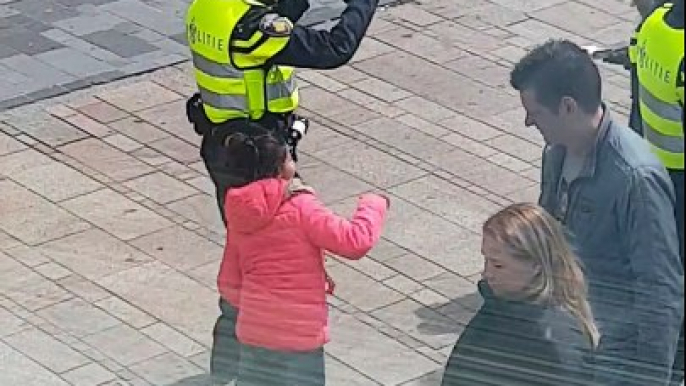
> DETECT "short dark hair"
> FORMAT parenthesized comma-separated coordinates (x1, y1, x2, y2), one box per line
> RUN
(510, 39, 602, 114)
(224, 123, 288, 186)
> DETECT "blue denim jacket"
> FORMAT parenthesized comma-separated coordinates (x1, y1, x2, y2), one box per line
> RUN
(538, 106, 684, 385)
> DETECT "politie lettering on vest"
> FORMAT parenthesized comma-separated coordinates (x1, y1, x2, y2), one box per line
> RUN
(637, 41, 673, 84)
(188, 18, 226, 52)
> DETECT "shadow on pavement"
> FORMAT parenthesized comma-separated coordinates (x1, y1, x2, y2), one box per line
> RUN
(165, 373, 229, 386)
(414, 290, 483, 337)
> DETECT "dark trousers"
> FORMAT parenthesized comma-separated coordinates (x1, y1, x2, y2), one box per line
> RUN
(669, 169, 684, 386)
(237, 344, 325, 386)
(211, 299, 241, 382)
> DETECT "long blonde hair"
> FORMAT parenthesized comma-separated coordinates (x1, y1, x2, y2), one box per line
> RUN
(483, 203, 600, 349)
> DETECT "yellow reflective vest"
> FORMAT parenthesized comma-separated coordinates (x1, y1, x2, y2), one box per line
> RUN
(186, 0, 299, 124)
(630, 3, 685, 170)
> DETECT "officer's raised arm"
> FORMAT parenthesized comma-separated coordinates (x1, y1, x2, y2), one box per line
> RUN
(269, 0, 380, 69)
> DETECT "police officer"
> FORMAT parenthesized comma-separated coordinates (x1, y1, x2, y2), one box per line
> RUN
(629, 1, 684, 384)
(185, 0, 380, 382)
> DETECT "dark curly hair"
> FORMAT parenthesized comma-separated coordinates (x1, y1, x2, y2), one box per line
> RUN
(510, 39, 602, 114)
(223, 123, 289, 186)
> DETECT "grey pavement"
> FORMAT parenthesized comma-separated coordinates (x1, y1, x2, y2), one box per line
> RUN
(0, 0, 640, 385)
(0, 0, 393, 111)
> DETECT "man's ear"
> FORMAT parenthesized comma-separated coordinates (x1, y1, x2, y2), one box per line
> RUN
(559, 96, 578, 116)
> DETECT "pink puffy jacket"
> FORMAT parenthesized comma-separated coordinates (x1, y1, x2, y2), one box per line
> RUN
(217, 178, 388, 352)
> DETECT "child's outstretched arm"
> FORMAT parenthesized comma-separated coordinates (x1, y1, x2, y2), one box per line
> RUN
(298, 193, 389, 260)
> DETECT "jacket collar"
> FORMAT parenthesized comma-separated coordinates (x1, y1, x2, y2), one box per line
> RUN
(548, 103, 614, 179)
(580, 103, 613, 179)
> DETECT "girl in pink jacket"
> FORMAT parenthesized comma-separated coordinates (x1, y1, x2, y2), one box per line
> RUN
(216, 127, 389, 386)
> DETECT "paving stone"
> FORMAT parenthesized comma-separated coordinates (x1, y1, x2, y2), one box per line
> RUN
(325, 354, 378, 386)
(45, 48, 115, 81)
(338, 254, 397, 282)
(94, 296, 156, 329)
(60, 138, 153, 181)
(141, 322, 206, 357)
(9, 157, 102, 202)
(99, 80, 181, 112)
(40, 28, 127, 66)
(0, 179, 91, 245)
(1, 52, 75, 87)
(130, 225, 221, 271)
(2, 28, 65, 56)
(326, 261, 404, 312)
(134, 98, 196, 143)
(394, 113, 451, 138)
(61, 189, 172, 241)
(383, 274, 424, 295)
(430, 146, 533, 196)
(166, 194, 225, 235)
(82, 324, 167, 366)
(57, 274, 112, 303)
(0, 341, 70, 386)
(4, 327, 90, 373)
(108, 116, 170, 144)
(327, 312, 440, 385)
(382, 253, 446, 282)
(0, 229, 22, 250)
(373, 27, 466, 65)
(53, 11, 126, 36)
(61, 362, 117, 386)
(101, 0, 185, 36)
(372, 298, 459, 350)
(296, 156, 373, 204)
(96, 261, 217, 345)
(33, 261, 72, 281)
(130, 146, 172, 167)
(410, 288, 450, 308)
(487, 151, 536, 173)
(0, 132, 27, 155)
(424, 272, 483, 312)
(4, 244, 50, 268)
(0, 303, 29, 337)
(147, 136, 199, 164)
(400, 369, 445, 385)
(123, 172, 196, 204)
(37, 298, 120, 338)
(297, 69, 349, 92)
(531, 1, 620, 40)
(185, 260, 219, 289)
(312, 141, 426, 188)
(393, 95, 456, 123)
(83, 29, 159, 58)
(128, 351, 204, 385)
(389, 175, 499, 234)
(381, 196, 483, 277)
(350, 76, 413, 103)
(77, 100, 129, 123)
(104, 133, 145, 152)
(355, 117, 456, 163)
(1, 270, 72, 312)
(441, 132, 499, 158)
(444, 54, 514, 91)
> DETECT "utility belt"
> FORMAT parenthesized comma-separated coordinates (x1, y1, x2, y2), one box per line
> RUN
(185, 93, 308, 161)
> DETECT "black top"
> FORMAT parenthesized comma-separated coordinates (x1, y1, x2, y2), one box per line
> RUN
(441, 281, 595, 386)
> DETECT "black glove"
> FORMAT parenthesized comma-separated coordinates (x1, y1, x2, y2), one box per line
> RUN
(186, 93, 211, 136)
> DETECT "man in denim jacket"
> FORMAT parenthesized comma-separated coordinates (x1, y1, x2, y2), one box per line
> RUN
(510, 39, 684, 385)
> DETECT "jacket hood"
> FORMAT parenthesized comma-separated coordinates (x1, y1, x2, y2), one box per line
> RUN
(225, 178, 289, 234)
